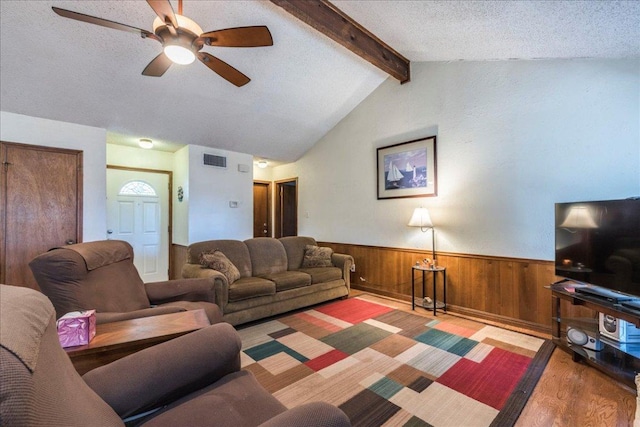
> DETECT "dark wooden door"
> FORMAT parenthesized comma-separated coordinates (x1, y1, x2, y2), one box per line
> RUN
(253, 181, 271, 237)
(1, 142, 82, 289)
(275, 179, 297, 238)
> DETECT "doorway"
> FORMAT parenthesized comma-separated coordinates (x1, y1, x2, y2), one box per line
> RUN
(107, 166, 171, 282)
(1, 141, 82, 289)
(275, 178, 298, 238)
(253, 181, 272, 238)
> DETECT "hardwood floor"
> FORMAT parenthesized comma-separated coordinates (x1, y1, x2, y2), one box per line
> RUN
(352, 291, 637, 427)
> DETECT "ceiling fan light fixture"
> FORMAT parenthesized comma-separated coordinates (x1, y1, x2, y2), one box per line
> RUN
(164, 44, 196, 64)
(153, 14, 203, 65)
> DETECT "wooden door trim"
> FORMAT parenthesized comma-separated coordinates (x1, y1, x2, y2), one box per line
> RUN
(107, 165, 173, 278)
(275, 178, 298, 238)
(253, 180, 273, 238)
(1, 141, 83, 285)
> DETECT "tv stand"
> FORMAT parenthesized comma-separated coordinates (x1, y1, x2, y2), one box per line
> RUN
(550, 282, 640, 391)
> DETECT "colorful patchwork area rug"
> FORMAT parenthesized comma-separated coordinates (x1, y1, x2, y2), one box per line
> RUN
(239, 297, 554, 427)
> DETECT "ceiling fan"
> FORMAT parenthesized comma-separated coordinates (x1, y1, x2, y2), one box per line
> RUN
(52, 0, 273, 87)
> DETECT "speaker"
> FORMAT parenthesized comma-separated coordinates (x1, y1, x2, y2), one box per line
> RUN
(599, 313, 640, 342)
(567, 326, 603, 351)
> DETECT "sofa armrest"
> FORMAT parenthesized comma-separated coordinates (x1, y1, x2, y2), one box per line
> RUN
(82, 323, 241, 419)
(182, 263, 230, 308)
(145, 277, 216, 304)
(331, 253, 354, 288)
(258, 402, 351, 427)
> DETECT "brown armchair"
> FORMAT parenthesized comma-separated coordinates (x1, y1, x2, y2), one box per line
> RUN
(29, 240, 222, 324)
(0, 284, 351, 427)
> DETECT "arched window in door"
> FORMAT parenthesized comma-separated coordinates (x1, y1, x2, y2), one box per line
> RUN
(118, 181, 157, 196)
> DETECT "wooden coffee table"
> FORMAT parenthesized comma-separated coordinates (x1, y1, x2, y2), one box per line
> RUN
(65, 309, 210, 375)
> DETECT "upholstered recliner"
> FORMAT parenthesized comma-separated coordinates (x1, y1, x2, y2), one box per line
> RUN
(29, 240, 222, 324)
(0, 284, 351, 427)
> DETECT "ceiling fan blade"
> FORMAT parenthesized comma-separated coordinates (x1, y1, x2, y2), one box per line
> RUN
(52, 7, 159, 40)
(198, 53, 250, 87)
(142, 53, 173, 77)
(146, 0, 178, 28)
(200, 26, 273, 47)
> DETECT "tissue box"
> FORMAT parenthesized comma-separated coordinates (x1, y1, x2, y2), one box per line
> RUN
(56, 310, 96, 348)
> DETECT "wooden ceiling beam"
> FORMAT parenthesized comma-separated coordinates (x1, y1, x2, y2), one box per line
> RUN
(270, 0, 410, 84)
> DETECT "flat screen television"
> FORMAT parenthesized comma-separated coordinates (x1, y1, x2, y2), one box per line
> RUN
(555, 198, 640, 302)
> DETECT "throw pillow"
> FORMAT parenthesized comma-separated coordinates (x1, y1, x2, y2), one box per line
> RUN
(199, 250, 241, 284)
(302, 245, 333, 268)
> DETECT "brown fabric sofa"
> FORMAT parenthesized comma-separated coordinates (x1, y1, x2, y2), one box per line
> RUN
(182, 237, 353, 325)
(29, 240, 222, 324)
(0, 284, 351, 427)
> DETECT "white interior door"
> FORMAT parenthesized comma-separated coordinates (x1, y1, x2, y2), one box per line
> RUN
(107, 169, 169, 282)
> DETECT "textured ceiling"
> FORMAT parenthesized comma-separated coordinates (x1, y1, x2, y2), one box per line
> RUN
(1, 1, 639, 162)
(334, 0, 640, 61)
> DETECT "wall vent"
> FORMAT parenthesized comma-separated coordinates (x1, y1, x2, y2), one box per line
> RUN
(203, 153, 227, 168)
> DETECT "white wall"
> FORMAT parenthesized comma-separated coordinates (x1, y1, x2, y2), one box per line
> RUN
(106, 143, 254, 245)
(106, 144, 174, 171)
(253, 164, 273, 181)
(272, 58, 640, 260)
(187, 145, 254, 243)
(173, 146, 190, 246)
(0, 111, 107, 241)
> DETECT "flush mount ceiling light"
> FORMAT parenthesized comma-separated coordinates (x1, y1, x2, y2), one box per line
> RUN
(139, 138, 154, 149)
(52, 0, 273, 87)
(257, 160, 268, 168)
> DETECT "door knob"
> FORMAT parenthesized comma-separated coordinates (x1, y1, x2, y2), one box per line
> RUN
(66, 239, 75, 245)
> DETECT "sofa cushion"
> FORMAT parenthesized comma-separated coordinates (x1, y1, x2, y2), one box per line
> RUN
(188, 240, 252, 278)
(262, 271, 311, 292)
(229, 277, 276, 302)
(200, 251, 241, 284)
(302, 245, 333, 268)
(245, 238, 288, 276)
(279, 236, 318, 271)
(297, 267, 342, 284)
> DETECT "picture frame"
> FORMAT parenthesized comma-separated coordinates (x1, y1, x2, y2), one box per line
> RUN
(377, 135, 437, 200)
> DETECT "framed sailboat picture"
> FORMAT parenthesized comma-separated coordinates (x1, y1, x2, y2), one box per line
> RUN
(377, 136, 437, 199)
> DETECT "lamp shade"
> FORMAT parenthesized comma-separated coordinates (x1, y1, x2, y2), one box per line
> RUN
(408, 207, 433, 228)
(559, 206, 598, 228)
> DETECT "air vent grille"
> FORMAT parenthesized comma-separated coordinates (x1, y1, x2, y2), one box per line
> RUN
(203, 153, 227, 168)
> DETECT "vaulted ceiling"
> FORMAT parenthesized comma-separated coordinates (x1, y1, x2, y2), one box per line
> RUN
(1, 1, 638, 162)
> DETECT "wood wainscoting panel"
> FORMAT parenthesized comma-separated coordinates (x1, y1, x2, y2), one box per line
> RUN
(171, 244, 188, 279)
(320, 242, 556, 334)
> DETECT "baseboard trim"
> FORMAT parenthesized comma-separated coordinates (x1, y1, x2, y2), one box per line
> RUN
(352, 284, 407, 302)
